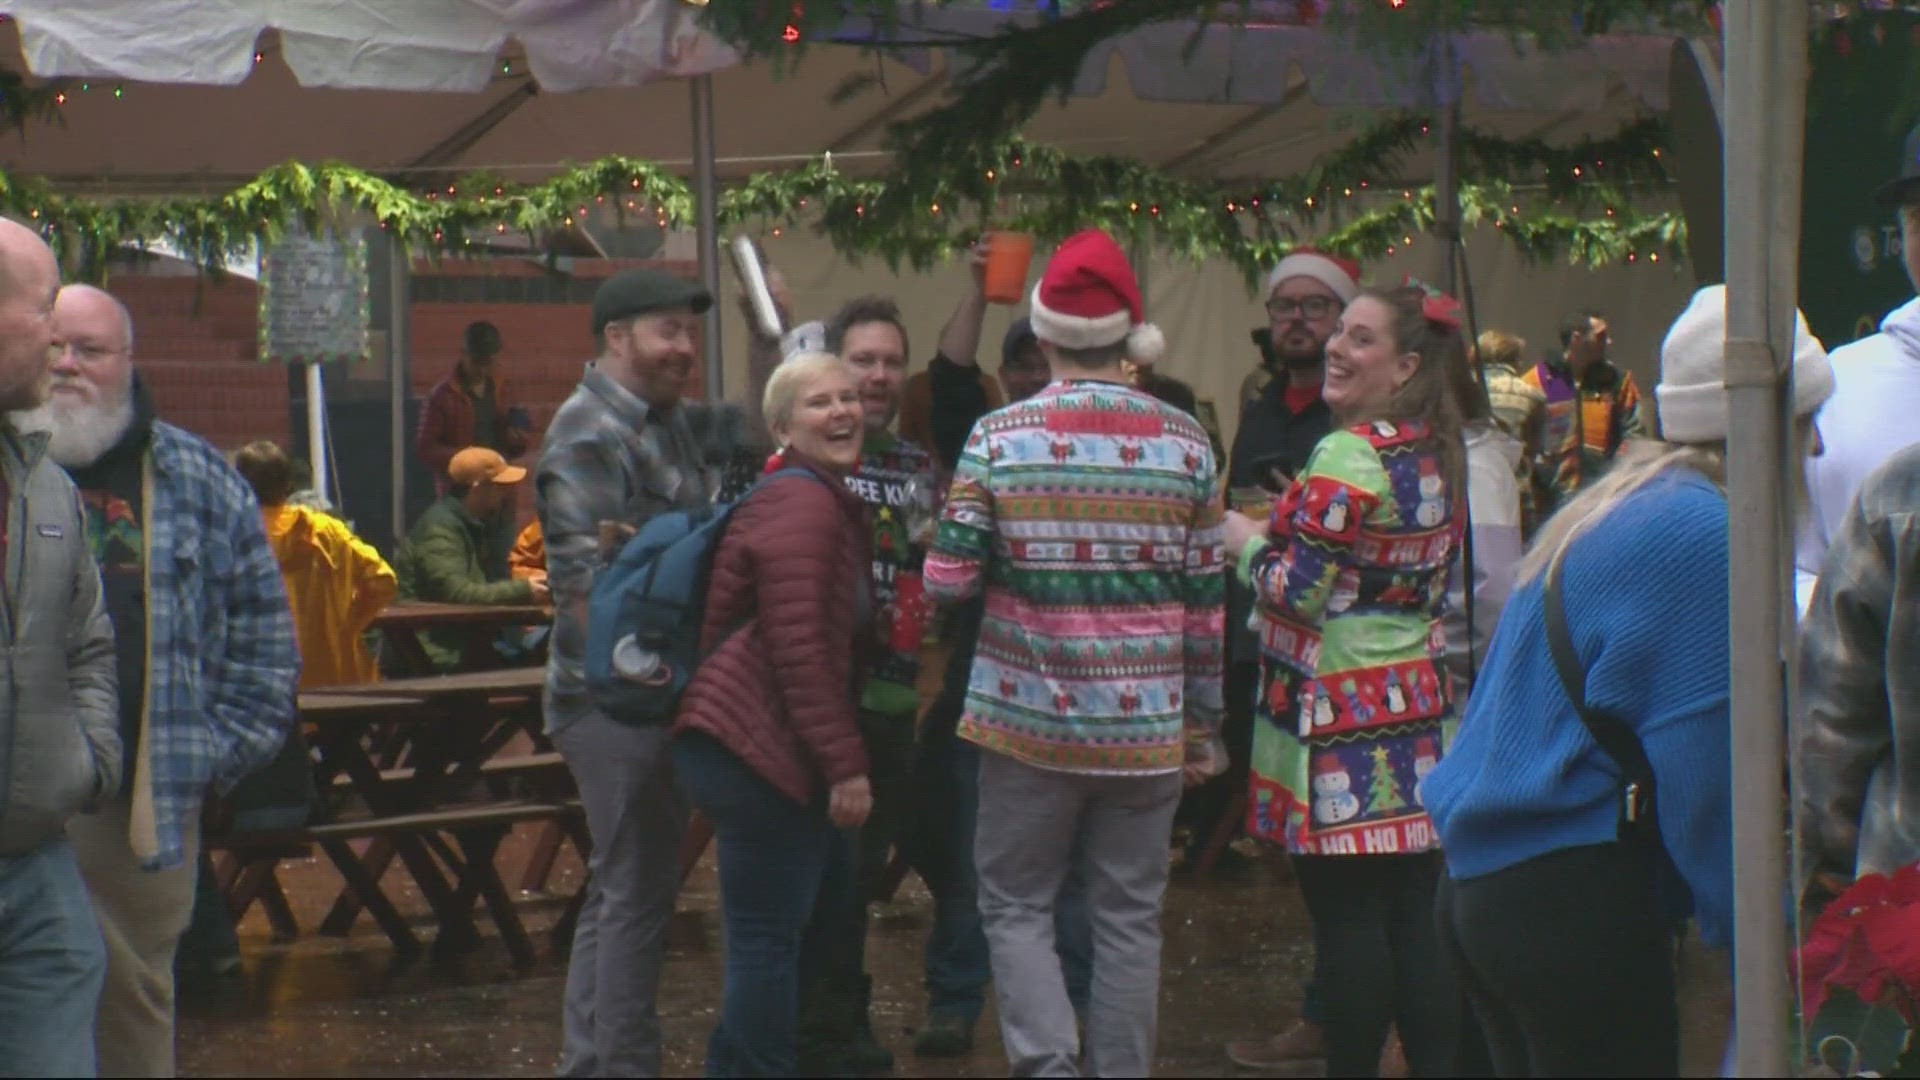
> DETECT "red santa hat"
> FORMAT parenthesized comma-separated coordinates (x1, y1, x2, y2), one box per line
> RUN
(1416, 737, 1437, 758)
(1265, 248, 1362, 302)
(1028, 229, 1166, 365)
(1313, 756, 1346, 778)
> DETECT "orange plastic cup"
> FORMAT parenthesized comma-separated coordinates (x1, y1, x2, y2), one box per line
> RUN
(982, 231, 1034, 305)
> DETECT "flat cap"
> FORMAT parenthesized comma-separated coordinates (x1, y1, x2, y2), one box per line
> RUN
(591, 269, 712, 334)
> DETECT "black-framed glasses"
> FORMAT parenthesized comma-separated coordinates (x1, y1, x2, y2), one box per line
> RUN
(1266, 296, 1339, 321)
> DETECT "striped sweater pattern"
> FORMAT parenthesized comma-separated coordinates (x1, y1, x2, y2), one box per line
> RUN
(925, 380, 1226, 776)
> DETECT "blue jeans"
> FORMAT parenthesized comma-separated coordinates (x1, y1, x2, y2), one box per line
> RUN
(911, 703, 1091, 1025)
(673, 735, 856, 1078)
(0, 838, 106, 1078)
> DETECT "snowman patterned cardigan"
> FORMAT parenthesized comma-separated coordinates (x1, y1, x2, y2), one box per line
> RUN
(1237, 420, 1458, 857)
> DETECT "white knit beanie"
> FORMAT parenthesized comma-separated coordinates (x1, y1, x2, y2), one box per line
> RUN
(1656, 284, 1834, 445)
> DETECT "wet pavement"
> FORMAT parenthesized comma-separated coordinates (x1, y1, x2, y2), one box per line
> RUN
(177, 830, 1735, 1077)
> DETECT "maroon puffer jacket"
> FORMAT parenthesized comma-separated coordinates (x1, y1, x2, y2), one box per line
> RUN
(673, 462, 872, 804)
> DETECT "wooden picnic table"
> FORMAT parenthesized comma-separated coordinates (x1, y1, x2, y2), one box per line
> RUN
(373, 601, 550, 675)
(212, 671, 579, 966)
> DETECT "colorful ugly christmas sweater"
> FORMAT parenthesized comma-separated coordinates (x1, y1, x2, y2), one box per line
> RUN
(846, 430, 939, 720)
(925, 379, 1226, 776)
(1239, 421, 1457, 856)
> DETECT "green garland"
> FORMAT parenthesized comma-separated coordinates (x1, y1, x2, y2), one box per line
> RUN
(0, 124, 1682, 284)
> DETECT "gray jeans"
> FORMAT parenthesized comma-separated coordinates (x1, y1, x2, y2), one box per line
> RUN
(974, 751, 1183, 1078)
(552, 714, 688, 1078)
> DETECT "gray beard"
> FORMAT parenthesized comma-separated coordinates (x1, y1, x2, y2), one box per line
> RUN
(13, 386, 136, 469)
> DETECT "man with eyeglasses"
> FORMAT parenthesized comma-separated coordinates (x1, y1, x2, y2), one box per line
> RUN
(1522, 309, 1646, 514)
(18, 284, 299, 1076)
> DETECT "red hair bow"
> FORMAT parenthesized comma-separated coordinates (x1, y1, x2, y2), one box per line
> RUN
(1403, 275, 1463, 331)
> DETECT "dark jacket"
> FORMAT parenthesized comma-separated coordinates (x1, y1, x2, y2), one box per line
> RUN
(0, 424, 121, 855)
(394, 495, 534, 669)
(674, 462, 873, 805)
(416, 371, 530, 482)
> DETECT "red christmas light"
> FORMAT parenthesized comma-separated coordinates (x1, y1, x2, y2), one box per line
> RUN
(782, 24, 800, 43)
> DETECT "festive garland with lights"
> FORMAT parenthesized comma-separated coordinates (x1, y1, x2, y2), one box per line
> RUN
(0, 118, 1681, 282)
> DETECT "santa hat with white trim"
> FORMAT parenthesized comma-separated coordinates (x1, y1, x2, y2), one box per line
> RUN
(1265, 249, 1362, 302)
(1028, 229, 1166, 365)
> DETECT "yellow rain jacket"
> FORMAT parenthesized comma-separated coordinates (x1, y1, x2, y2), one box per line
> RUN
(264, 504, 398, 688)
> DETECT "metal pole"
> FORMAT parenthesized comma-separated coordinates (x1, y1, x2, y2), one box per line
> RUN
(1723, 1, 1807, 1073)
(306, 362, 329, 506)
(691, 75, 724, 400)
(1434, 38, 1461, 294)
(389, 232, 411, 552)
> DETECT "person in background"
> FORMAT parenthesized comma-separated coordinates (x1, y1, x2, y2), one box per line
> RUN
(1795, 121, 1920, 617)
(1425, 285, 1832, 1076)
(1219, 250, 1360, 1075)
(392, 447, 548, 672)
(799, 293, 941, 1076)
(1524, 309, 1646, 517)
(0, 219, 122, 1078)
(927, 229, 1226, 1078)
(417, 320, 531, 484)
(1446, 330, 1525, 704)
(897, 240, 1011, 484)
(538, 269, 754, 1078)
(20, 282, 300, 1077)
(1220, 285, 1468, 1078)
(510, 519, 546, 580)
(234, 440, 397, 688)
(1799, 440, 1920, 892)
(672, 351, 876, 1078)
(1124, 355, 1227, 463)
(1471, 329, 1547, 534)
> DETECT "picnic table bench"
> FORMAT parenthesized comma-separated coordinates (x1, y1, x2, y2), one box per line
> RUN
(206, 667, 581, 967)
(372, 601, 550, 676)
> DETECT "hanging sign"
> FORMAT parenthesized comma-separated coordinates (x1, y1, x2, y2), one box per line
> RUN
(258, 227, 370, 364)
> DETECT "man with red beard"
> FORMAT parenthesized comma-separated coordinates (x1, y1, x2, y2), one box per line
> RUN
(19, 284, 298, 1077)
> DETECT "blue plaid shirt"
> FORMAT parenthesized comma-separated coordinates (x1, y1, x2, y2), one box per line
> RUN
(137, 423, 300, 869)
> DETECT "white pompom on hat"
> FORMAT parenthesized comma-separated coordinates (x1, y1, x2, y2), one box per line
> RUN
(1028, 229, 1166, 365)
(1655, 283, 1835, 445)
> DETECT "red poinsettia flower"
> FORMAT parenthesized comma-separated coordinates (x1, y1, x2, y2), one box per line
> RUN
(1798, 864, 1920, 1021)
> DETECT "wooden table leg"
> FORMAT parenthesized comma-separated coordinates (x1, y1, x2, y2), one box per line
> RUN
(317, 837, 421, 957)
(448, 826, 535, 968)
(318, 838, 396, 934)
(519, 820, 566, 893)
(679, 812, 713, 882)
(1193, 790, 1248, 877)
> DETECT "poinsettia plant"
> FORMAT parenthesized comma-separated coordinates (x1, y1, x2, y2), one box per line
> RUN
(1797, 864, 1920, 1076)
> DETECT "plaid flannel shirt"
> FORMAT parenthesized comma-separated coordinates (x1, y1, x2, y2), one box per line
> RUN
(140, 422, 300, 869)
(1799, 442, 1920, 880)
(535, 366, 753, 731)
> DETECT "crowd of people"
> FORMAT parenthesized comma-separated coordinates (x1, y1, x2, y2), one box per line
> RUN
(4, 128, 1920, 1080)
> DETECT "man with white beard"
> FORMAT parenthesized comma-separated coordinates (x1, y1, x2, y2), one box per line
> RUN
(17, 284, 299, 1077)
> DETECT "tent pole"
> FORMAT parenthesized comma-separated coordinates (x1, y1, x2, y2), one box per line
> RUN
(1434, 36, 1460, 295)
(691, 74, 724, 399)
(1723, 1, 1807, 1073)
(390, 232, 411, 551)
(306, 362, 329, 506)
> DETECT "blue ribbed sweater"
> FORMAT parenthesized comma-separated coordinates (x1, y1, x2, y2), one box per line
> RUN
(1423, 471, 1733, 947)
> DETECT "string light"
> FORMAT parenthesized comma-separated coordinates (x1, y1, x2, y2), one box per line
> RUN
(782, 23, 800, 42)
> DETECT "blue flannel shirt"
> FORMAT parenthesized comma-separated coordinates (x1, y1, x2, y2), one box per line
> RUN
(138, 423, 300, 869)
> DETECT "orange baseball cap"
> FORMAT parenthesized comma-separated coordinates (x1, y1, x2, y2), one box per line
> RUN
(448, 446, 527, 486)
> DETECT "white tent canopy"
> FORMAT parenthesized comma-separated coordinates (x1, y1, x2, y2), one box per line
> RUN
(0, 1, 1673, 192)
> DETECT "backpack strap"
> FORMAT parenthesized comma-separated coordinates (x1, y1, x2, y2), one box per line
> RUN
(1543, 553, 1659, 844)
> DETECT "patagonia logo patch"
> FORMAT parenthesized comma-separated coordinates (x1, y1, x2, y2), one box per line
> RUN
(36, 524, 63, 538)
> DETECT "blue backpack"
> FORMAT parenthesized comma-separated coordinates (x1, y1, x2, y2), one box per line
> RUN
(584, 467, 824, 723)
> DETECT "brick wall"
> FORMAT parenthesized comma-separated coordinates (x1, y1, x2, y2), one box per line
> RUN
(114, 257, 702, 455)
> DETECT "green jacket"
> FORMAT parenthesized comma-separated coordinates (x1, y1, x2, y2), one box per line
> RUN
(394, 496, 532, 670)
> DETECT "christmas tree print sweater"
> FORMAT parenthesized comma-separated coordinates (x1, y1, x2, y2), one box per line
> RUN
(847, 430, 938, 720)
(1238, 421, 1457, 856)
(925, 380, 1226, 776)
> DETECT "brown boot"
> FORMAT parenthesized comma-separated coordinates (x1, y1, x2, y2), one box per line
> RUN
(1226, 1019, 1324, 1070)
